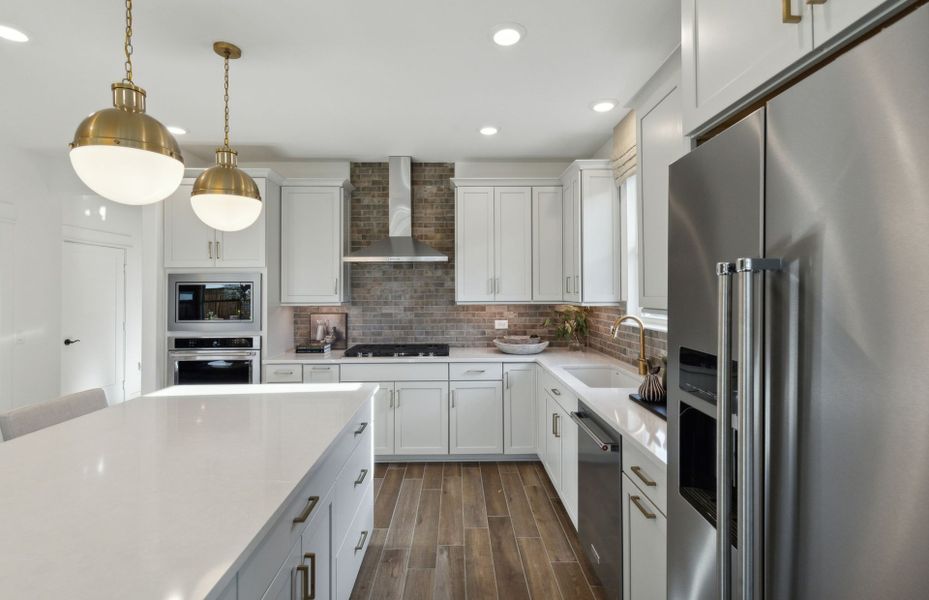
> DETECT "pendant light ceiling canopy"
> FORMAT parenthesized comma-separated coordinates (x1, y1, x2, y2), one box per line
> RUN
(69, 0, 183, 205)
(191, 42, 262, 232)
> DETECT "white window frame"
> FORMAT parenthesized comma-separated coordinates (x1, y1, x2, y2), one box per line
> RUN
(621, 175, 667, 332)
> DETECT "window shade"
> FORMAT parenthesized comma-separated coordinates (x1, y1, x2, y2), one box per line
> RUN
(611, 110, 637, 185)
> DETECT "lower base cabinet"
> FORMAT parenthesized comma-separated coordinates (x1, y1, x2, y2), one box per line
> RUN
(449, 380, 503, 454)
(621, 473, 667, 600)
(394, 381, 449, 454)
(335, 490, 375, 598)
(504, 364, 536, 454)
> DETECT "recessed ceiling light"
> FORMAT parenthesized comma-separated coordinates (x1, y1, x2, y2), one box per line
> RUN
(491, 23, 525, 47)
(0, 24, 29, 43)
(479, 126, 499, 136)
(167, 126, 187, 135)
(591, 100, 617, 113)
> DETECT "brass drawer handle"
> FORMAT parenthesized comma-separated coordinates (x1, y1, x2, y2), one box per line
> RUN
(310, 366, 331, 371)
(354, 468, 369, 487)
(631, 465, 657, 487)
(274, 369, 295, 375)
(354, 422, 368, 436)
(354, 530, 369, 552)
(631, 495, 656, 519)
(782, 0, 802, 23)
(297, 552, 317, 599)
(293, 495, 320, 524)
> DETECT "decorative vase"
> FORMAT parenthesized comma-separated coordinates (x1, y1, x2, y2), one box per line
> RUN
(638, 358, 666, 402)
(569, 340, 584, 352)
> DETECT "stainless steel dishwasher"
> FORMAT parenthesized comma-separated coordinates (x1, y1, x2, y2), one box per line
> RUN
(571, 401, 622, 599)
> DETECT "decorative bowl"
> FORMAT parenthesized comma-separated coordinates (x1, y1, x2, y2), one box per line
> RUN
(493, 336, 550, 355)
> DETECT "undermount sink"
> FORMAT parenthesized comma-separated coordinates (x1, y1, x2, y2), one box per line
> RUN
(562, 365, 642, 389)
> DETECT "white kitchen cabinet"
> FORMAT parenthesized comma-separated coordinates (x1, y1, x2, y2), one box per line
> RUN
(637, 64, 689, 312)
(560, 161, 622, 305)
(622, 473, 667, 600)
(455, 186, 532, 303)
(297, 500, 332, 600)
(303, 364, 340, 383)
(560, 399, 579, 527)
(532, 187, 564, 302)
(504, 364, 536, 455)
(261, 538, 300, 600)
(281, 184, 351, 305)
(543, 392, 563, 490)
(394, 381, 449, 455)
(449, 380, 503, 454)
(372, 382, 396, 456)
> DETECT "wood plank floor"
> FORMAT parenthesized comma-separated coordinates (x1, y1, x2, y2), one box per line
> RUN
(351, 461, 606, 600)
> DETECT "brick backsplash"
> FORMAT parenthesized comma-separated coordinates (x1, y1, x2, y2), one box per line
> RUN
(587, 306, 668, 365)
(293, 162, 667, 368)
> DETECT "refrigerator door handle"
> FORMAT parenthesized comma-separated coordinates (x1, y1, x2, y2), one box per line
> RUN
(715, 262, 735, 600)
(736, 257, 781, 600)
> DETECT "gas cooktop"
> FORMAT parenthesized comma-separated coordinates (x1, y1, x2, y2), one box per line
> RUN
(344, 343, 450, 358)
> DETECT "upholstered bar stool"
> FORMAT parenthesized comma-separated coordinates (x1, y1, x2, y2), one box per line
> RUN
(0, 389, 108, 441)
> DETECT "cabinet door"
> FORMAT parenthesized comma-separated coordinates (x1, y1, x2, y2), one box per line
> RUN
(579, 170, 621, 303)
(536, 376, 549, 457)
(300, 501, 332, 600)
(504, 364, 536, 454)
(561, 174, 581, 302)
(281, 187, 342, 304)
(493, 187, 532, 302)
(164, 183, 216, 268)
(261, 537, 301, 600)
(622, 475, 667, 600)
(217, 178, 266, 268)
(450, 380, 503, 454)
(544, 394, 563, 489)
(639, 83, 688, 312)
(373, 382, 396, 456)
(303, 364, 340, 383)
(812, 0, 892, 48)
(682, 0, 813, 134)
(532, 187, 564, 302)
(558, 401, 579, 528)
(395, 381, 449, 455)
(455, 187, 495, 302)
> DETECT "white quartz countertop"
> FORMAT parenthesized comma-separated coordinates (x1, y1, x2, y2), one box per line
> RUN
(266, 347, 668, 464)
(0, 383, 377, 600)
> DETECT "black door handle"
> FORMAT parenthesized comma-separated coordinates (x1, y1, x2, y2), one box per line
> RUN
(64, 338, 81, 346)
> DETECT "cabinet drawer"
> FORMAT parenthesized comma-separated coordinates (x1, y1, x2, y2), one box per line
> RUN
(449, 362, 502, 380)
(541, 369, 577, 412)
(335, 492, 374, 600)
(340, 363, 448, 382)
(622, 438, 667, 516)
(265, 364, 303, 383)
(333, 423, 373, 544)
(303, 364, 340, 383)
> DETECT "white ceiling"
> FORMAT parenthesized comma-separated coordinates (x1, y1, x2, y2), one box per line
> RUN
(0, 0, 680, 162)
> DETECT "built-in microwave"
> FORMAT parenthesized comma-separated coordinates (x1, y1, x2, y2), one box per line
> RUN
(167, 272, 261, 333)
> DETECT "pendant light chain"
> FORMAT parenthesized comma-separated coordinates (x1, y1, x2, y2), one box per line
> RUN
(222, 52, 231, 150)
(123, 0, 134, 83)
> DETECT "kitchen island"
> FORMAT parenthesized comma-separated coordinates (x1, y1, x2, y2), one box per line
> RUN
(0, 383, 377, 600)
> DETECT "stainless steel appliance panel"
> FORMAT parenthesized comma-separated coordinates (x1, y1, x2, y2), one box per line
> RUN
(668, 108, 765, 600)
(168, 272, 261, 333)
(764, 6, 929, 599)
(573, 402, 622, 599)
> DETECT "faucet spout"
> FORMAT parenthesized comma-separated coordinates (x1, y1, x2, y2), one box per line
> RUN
(610, 315, 648, 376)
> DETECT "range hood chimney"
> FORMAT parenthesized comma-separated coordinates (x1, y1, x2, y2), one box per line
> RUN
(343, 156, 448, 263)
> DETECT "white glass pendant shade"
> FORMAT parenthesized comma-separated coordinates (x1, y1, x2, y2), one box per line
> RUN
(190, 149, 262, 231)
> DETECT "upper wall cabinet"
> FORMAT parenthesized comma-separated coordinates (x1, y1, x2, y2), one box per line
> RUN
(164, 177, 268, 269)
(280, 181, 352, 305)
(531, 187, 564, 303)
(682, 0, 906, 135)
(637, 58, 690, 312)
(561, 160, 622, 306)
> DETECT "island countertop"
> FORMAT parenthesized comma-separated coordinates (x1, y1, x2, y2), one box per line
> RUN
(0, 383, 378, 600)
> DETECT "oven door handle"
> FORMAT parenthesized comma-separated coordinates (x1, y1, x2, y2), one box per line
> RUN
(169, 351, 259, 360)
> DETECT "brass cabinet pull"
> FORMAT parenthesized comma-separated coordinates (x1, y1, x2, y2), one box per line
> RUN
(554, 413, 561, 438)
(395, 390, 400, 407)
(334, 278, 339, 294)
(354, 530, 369, 552)
(631, 465, 657, 487)
(275, 369, 294, 375)
(451, 389, 456, 408)
(388, 389, 394, 409)
(465, 369, 486, 374)
(505, 372, 510, 390)
(631, 495, 657, 519)
(806, 0, 826, 4)
(292, 495, 320, 524)
(215, 241, 221, 260)
(207, 240, 213, 259)
(566, 276, 571, 293)
(575, 275, 579, 294)
(354, 422, 368, 436)
(354, 468, 369, 487)
(297, 552, 317, 599)
(782, 0, 802, 23)
(552, 413, 557, 436)
(310, 366, 331, 371)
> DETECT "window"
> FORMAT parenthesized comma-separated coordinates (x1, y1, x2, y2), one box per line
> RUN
(621, 175, 667, 332)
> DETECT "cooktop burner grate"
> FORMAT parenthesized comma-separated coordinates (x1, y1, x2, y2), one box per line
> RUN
(344, 343, 450, 358)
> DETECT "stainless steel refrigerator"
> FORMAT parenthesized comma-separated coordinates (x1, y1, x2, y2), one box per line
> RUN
(667, 5, 929, 600)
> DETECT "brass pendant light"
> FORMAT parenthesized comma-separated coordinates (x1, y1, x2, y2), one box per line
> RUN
(190, 42, 261, 232)
(69, 0, 184, 205)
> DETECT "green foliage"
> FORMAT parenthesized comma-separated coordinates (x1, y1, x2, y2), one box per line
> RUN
(544, 305, 590, 346)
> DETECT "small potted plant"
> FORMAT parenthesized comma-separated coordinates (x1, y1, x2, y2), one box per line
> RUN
(545, 305, 590, 351)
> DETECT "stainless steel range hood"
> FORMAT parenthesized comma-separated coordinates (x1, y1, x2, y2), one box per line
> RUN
(343, 156, 448, 263)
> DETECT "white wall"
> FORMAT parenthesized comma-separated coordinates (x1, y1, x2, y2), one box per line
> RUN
(591, 136, 613, 160)
(453, 161, 572, 179)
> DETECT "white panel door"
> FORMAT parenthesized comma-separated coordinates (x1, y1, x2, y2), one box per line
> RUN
(373, 382, 395, 456)
(261, 538, 300, 600)
(558, 401, 579, 527)
(395, 381, 449, 455)
(682, 0, 813, 134)
(812, 0, 891, 48)
(544, 394, 563, 489)
(622, 475, 667, 600)
(504, 365, 536, 454)
(561, 174, 581, 302)
(61, 242, 125, 404)
(163, 183, 216, 268)
(455, 187, 495, 302)
(216, 178, 266, 268)
(281, 187, 342, 304)
(449, 380, 503, 455)
(580, 169, 622, 303)
(639, 85, 687, 311)
(493, 187, 532, 302)
(0, 218, 13, 411)
(531, 187, 564, 302)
